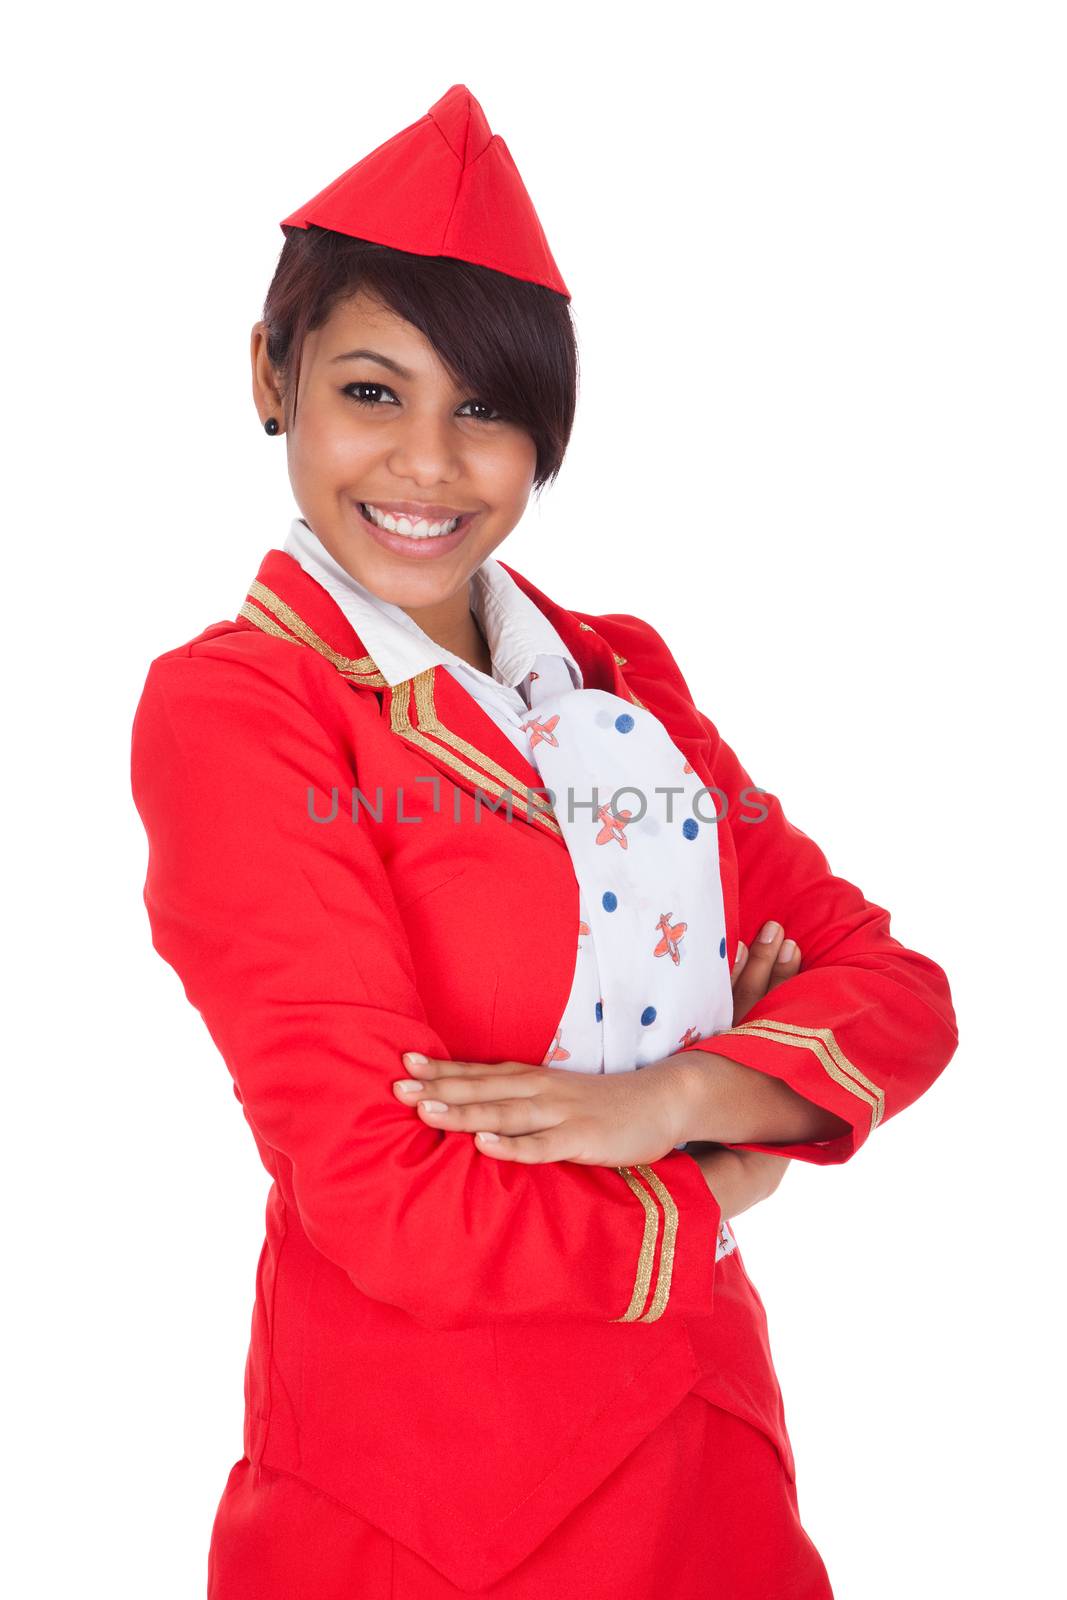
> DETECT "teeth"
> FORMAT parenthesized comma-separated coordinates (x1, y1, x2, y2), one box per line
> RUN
(362, 502, 462, 538)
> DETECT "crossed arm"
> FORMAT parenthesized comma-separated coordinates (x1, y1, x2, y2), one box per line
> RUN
(390, 915, 817, 1223)
(393, 698, 957, 1221)
(134, 647, 954, 1329)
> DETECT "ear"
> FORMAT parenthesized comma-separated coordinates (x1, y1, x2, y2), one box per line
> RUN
(250, 320, 286, 431)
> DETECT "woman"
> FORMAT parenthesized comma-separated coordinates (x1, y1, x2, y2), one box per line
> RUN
(130, 85, 958, 1598)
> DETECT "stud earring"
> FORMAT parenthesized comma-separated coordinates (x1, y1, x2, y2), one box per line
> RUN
(264, 417, 280, 435)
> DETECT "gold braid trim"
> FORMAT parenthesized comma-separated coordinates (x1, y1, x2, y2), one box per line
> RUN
(390, 670, 564, 841)
(724, 1019, 886, 1132)
(633, 1164, 679, 1322)
(610, 1167, 662, 1322)
(242, 580, 389, 686)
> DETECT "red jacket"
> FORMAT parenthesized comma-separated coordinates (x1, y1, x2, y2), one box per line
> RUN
(130, 548, 958, 1591)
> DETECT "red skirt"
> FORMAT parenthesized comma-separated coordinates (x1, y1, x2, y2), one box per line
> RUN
(207, 1392, 833, 1598)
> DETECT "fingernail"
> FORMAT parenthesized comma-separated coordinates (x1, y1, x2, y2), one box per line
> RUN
(732, 940, 747, 969)
(393, 1080, 424, 1093)
(476, 1131, 500, 1142)
(778, 939, 796, 963)
(758, 921, 780, 943)
(419, 1100, 447, 1114)
(404, 1052, 428, 1066)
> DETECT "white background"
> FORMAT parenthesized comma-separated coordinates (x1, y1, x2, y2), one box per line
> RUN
(6, 3, 1064, 1595)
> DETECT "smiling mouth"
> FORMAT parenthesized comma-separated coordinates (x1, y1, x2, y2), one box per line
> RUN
(357, 501, 472, 540)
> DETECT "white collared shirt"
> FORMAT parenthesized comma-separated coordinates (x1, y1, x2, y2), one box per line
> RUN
(282, 517, 583, 759)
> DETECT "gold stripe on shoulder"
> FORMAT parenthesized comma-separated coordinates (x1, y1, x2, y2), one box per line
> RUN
(610, 1167, 661, 1323)
(391, 669, 564, 842)
(725, 1019, 885, 1132)
(239, 599, 302, 646)
(244, 580, 389, 687)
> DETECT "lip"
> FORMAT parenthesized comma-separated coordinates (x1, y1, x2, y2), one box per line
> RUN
(352, 499, 477, 559)
(360, 497, 476, 520)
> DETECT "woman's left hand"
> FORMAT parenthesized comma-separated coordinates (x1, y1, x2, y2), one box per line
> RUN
(393, 1050, 693, 1167)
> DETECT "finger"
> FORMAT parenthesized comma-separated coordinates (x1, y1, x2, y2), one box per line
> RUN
(399, 1055, 503, 1080)
(401, 1053, 534, 1080)
(402, 1053, 493, 1080)
(415, 1095, 562, 1135)
(394, 1071, 547, 1106)
(401, 1053, 444, 1079)
(731, 920, 784, 1022)
(472, 1128, 569, 1162)
(730, 940, 749, 989)
(765, 939, 802, 996)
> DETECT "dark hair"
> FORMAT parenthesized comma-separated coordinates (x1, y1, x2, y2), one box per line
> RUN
(262, 225, 579, 493)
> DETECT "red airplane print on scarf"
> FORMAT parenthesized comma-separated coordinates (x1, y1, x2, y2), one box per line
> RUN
(653, 911, 687, 966)
(595, 801, 634, 848)
(542, 1025, 570, 1065)
(522, 712, 560, 750)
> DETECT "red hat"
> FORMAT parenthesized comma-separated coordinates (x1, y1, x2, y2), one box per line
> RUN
(280, 84, 570, 300)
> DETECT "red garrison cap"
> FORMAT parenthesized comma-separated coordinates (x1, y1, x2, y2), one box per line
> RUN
(280, 84, 570, 300)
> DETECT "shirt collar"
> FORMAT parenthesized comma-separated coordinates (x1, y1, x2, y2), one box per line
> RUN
(282, 516, 583, 692)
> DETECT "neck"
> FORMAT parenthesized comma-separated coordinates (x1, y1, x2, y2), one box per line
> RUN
(402, 585, 494, 677)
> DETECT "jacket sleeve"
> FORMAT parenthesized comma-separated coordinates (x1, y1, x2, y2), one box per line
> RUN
(677, 707, 959, 1165)
(130, 646, 723, 1332)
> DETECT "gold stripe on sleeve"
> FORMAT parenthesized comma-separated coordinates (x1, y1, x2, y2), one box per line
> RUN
(632, 1164, 679, 1323)
(724, 1019, 886, 1132)
(610, 1167, 661, 1323)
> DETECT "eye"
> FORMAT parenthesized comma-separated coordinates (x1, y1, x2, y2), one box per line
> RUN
(457, 399, 505, 422)
(340, 382, 504, 422)
(342, 382, 400, 408)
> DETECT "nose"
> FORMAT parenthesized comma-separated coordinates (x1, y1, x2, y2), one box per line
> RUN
(386, 409, 464, 490)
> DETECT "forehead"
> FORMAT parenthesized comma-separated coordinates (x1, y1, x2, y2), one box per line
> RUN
(321, 285, 401, 336)
(313, 288, 435, 366)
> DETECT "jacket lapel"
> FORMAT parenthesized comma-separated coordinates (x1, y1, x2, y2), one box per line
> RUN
(385, 665, 563, 842)
(237, 549, 646, 850)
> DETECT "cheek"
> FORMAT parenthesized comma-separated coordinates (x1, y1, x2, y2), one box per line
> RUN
(292, 408, 378, 482)
(478, 434, 538, 511)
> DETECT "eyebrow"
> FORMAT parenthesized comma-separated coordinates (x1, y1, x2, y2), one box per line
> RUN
(329, 347, 415, 380)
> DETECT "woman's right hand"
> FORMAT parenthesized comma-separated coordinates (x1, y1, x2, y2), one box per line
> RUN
(691, 1143, 791, 1221)
(693, 919, 800, 1218)
(730, 919, 801, 1025)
